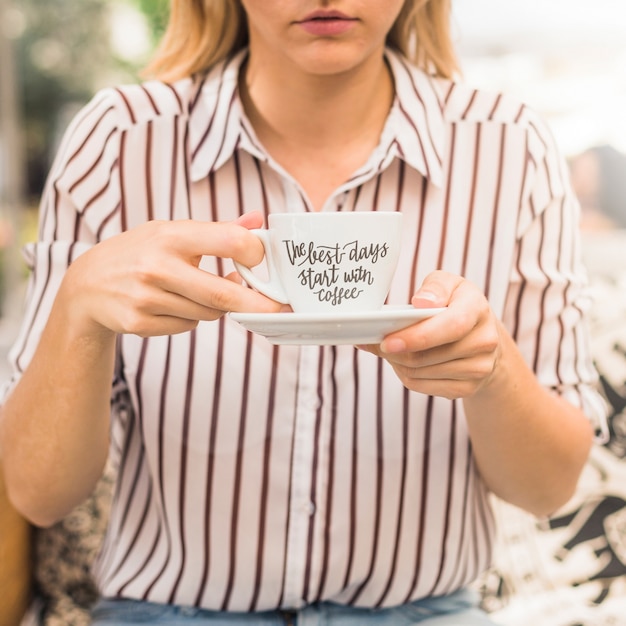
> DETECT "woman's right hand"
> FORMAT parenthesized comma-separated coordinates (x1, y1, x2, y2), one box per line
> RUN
(0, 213, 284, 526)
(61, 213, 283, 339)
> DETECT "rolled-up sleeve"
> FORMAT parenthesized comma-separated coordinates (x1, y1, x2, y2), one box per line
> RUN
(502, 107, 609, 440)
(1, 89, 125, 403)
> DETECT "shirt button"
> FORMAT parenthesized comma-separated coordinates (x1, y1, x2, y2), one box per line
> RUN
(305, 501, 316, 516)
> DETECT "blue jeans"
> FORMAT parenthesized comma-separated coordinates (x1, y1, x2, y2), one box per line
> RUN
(91, 588, 498, 625)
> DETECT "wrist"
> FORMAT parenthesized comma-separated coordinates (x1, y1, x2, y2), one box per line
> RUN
(55, 265, 117, 345)
(468, 323, 524, 403)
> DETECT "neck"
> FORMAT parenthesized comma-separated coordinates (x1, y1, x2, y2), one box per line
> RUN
(239, 50, 394, 154)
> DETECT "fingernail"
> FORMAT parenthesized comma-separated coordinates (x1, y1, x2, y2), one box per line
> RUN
(414, 291, 438, 302)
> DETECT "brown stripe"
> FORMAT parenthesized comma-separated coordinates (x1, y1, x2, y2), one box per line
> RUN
(221, 332, 254, 610)
(532, 209, 549, 373)
(81, 157, 120, 215)
(114, 87, 137, 124)
(341, 348, 360, 590)
(446, 436, 474, 593)
(164, 82, 184, 114)
(15, 187, 60, 372)
(509, 142, 532, 342)
(98, 415, 142, 585)
(425, 401, 457, 596)
(68, 216, 81, 267)
(169, 119, 179, 220)
(312, 347, 339, 602)
(168, 330, 197, 603)
(347, 358, 385, 605)
(248, 345, 280, 611)
(107, 335, 152, 588)
(403, 395, 435, 602)
(145, 121, 154, 221)
(301, 348, 326, 603)
(436, 125, 457, 269)
(119, 131, 128, 231)
(554, 196, 567, 385)
(406, 176, 428, 298)
(188, 73, 208, 114)
(277, 387, 299, 608)
(193, 320, 225, 606)
(372, 385, 410, 607)
(96, 201, 121, 241)
(140, 84, 161, 116)
(397, 55, 443, 165)
(115, 486, 159, 595)
(460, 90, 478, 120)
(527, 119, 554, 197)
(483, 124, 506, 299)
(220, 149, 253, 608)
(63, 105, 115, 172)
(193, 172, 226, 606)
(191, 59, 236, 161)
(397, 100, 432, 181)
(182, 122, 192, 214)
(443, 81, 455, 106)
(247, 154, 275, 610)
(460, 125, 481, 276)
(141, 337, 175, 598)
(488, 93, 503, 121)
(68, 127, 117, 195)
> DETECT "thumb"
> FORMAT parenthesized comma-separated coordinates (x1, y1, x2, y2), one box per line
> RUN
(412, 270, 458, 308)
(234, 211, 264, 230)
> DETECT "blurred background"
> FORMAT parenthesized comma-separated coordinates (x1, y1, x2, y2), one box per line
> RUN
(0, 0, 625, 326)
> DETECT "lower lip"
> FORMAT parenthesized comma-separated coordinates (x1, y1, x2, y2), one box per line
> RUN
(298, 18, 357, 37)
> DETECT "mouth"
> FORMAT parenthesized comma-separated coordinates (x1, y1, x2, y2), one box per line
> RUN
(295, 10, 358, 35)
(298, 10, 356, 23)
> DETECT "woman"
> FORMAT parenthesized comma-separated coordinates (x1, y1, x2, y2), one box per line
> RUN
(0, 1, 605, 624)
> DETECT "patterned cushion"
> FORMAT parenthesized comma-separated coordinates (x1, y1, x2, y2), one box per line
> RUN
(33, 461, 115, 626)
(474, 232, 626, 626)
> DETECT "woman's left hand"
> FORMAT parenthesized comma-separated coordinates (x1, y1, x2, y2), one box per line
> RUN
(359, 270, 502, 400)
(361, 270, 595, 518)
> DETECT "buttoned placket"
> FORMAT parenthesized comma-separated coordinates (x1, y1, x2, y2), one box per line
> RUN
(253, 137, 402, 609)
(279, 178, 322, 608)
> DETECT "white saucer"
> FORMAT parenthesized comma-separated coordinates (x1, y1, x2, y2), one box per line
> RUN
(230, 305, 446, 345)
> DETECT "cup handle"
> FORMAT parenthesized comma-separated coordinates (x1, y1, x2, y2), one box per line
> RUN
(233, 229, 290, 304)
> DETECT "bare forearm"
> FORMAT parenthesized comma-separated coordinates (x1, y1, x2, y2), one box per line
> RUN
(464, 325, 593, 518)
(0, 286, 116, 527)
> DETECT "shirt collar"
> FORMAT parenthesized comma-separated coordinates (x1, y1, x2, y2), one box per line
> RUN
(189, 48, 446, 187)
(382, 48, 446, 188)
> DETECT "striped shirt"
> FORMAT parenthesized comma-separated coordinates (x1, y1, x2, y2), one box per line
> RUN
(5, 48, 605, 611)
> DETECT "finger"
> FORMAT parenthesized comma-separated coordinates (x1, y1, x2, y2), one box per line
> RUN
(411, 270, 462, 308)
(377, 309, 467, 354)
(390, 375, 483, 400)
(225, 272, 293, 312)
(227, 271, 244, 285)
(131, 286, 229, 323)
(385, 286, 486, 354)
(391, 354, 496, 382)
(145, 220, 267, 268)
(124, 314, 201, 338)
(113, 280, 276, 336)
(234, 211, 264, 230)
(160, 262, 284, 313)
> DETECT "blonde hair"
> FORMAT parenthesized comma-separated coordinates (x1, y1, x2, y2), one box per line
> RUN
(144, 0, 458, 82)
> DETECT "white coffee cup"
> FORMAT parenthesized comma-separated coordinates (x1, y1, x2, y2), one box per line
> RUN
(234, 212, 403, 313)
